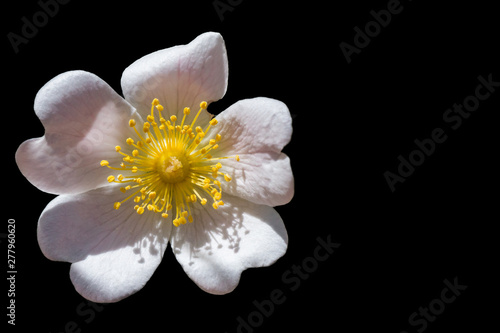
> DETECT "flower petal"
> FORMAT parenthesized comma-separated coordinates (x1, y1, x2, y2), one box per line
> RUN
(208, 97, 294, 206)
(121, 32, 228, 125)
(16, 70, 141, 195)
(170, 194, 288, 295)
(38, 184, 171, 302)
(221, 152, 293, 206)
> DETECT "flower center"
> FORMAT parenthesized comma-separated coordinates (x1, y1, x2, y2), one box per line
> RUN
(157, 153, 189, 183)
(100, 99, 239, 227)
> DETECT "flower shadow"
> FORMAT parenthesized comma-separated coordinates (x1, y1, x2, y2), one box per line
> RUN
(170, 194, 286, 268)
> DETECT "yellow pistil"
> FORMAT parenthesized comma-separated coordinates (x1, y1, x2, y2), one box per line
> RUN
(100, 99, 240, 227)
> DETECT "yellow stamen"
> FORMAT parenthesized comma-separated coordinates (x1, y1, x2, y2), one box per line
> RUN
(100, 98, 240, 227)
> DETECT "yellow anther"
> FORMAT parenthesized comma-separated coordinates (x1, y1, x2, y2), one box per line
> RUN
(104, 97, 241, 224)
(235, 155, 240, 161)
(224, 174, 232, 182)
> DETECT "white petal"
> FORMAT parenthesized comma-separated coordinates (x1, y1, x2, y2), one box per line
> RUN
(221, 152, 294, 206)
(121, 32, 228, 125)
(38, 184, 171, 302)
(207, 97, 294, 205)
(16, 70, 141, 195)
(170, 194, 288, 295)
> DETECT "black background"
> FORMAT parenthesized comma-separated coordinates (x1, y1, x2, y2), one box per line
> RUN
(4, 0, 498, 332)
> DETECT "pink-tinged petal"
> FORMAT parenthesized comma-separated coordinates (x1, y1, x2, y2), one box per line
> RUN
(16, 70, 141, 195)
(170, 194, 288, 295)
(207, 97, 294, 206)
(220, 152, 293, 206)
(121, 32, 228, 125)
(38, 184, 172, 302)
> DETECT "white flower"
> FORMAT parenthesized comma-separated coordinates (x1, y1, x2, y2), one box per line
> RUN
(15, 32, 293, 302)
